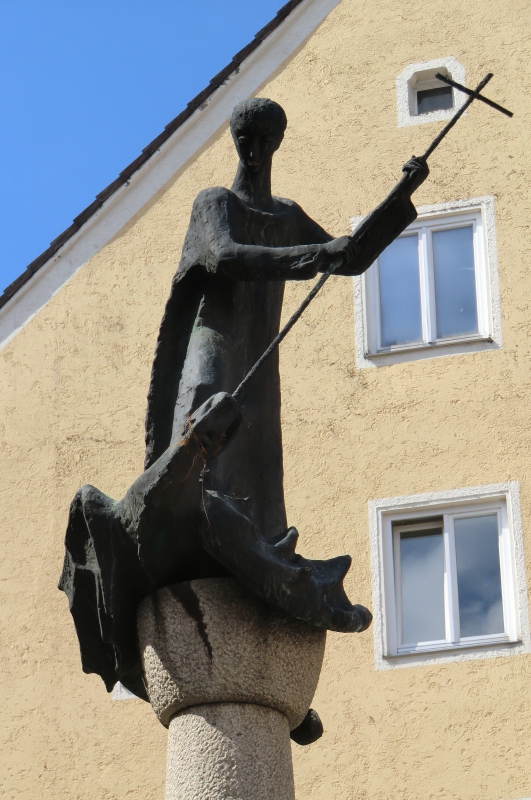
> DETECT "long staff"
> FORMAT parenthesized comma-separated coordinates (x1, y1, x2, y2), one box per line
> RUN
(233, 72, 512, 401)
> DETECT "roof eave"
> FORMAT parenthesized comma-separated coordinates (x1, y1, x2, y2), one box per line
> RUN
(0, 0, 307, 311)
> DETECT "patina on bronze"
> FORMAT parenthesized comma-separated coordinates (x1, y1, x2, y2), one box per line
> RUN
(59, 98, 429, 711)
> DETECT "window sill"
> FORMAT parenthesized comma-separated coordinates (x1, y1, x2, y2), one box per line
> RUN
(368, 333, 492, 357)
(359, 335, 500, 367)
(394, 634, 517, 656)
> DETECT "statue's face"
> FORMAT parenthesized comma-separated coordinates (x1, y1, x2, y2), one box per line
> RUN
(233, 124, 284, 173)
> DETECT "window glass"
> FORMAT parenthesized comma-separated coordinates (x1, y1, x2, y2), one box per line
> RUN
(399, 528, 445, 644)
(379, 235, 422, 347)
(454, 514, 504, 637)
(433, 226, 478, 338)
(416, 86, 453, 115)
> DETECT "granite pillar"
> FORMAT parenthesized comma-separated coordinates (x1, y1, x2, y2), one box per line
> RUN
(137, 578, 326, 800)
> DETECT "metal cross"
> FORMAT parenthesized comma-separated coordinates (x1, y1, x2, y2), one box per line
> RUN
(435, 72, 513, 117)
(422, 72, 513, 160)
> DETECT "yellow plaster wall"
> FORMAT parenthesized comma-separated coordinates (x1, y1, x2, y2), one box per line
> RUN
(1, 0, 531, 797)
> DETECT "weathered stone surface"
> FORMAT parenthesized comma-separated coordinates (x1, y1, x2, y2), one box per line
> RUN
(165, 703, 294, 800)
(138, 577, 326, 729)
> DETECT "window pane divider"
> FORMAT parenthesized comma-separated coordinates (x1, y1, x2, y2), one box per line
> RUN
(443, 514, 460, 644)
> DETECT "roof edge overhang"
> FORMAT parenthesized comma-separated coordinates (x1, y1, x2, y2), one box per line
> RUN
(0, 0, 340, 350)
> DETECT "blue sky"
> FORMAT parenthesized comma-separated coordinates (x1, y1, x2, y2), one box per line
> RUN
(0, 1, 284, 293)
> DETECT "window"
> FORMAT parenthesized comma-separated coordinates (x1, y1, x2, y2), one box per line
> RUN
(410, 70, 454, 116)
(369, 484, 530, 668)
(416, 85, 453, 115)
(396, 57, 465, 128)
(368, 209, 487, 350)
(353, 198, 502, 367)
(394, 509, 511, 653)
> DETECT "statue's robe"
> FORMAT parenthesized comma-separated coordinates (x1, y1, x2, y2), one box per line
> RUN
(144, 183, 417, 601)
(59, 180, 417, 700)
(145, 182, 417, 527)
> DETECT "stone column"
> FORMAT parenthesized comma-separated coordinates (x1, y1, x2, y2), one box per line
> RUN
(137, 578, 326, 800)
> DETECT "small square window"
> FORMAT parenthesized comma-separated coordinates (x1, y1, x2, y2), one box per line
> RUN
(396, 57, 465, 128)
(369, 484, 530, 668)
(355, 199, 502, 365)
(416, 85, 453, 115)
(410, 71, 454, 116)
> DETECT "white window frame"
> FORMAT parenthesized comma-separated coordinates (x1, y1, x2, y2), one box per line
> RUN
(365, 209, 488, 352)
(369, 483, 530, 670)
(390, 503, 516, 655)
(396, 56, 466, 127)
(352, 197, 502, 368)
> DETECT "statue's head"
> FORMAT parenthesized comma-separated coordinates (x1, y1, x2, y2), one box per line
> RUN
(230, 98, 287, 173)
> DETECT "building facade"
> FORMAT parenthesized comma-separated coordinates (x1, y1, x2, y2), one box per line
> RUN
(1, 0, 531, 797)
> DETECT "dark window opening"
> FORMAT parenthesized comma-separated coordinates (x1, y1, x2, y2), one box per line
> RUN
(416, 86, 453, 115)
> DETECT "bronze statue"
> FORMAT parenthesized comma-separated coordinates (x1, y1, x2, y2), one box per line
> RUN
(59, 98, 428, 719)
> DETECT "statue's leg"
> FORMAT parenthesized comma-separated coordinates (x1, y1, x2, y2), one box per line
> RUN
(200, 490, 372, 635)
(119, 392, 242, 588)
(122, 392, 241, 519)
